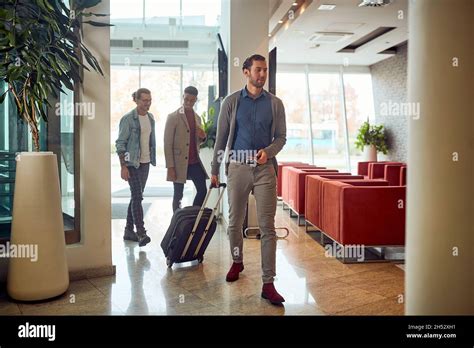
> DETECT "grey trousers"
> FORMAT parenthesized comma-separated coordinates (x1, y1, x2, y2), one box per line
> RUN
(227, 161, 277, 284)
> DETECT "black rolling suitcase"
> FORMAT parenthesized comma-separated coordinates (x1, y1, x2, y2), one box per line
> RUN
(161, 183, 226, 268)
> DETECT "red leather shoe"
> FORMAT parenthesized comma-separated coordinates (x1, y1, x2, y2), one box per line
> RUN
(225, 262, 244, 282)
(261, 283, 285, 305)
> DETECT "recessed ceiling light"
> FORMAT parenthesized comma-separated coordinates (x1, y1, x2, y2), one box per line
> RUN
(292, 2, 298, 5)
(278, 20, 284, 24)
(268, 34, 272, 37)
(318, 4, 336, 10)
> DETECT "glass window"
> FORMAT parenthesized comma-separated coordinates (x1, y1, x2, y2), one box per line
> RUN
(59, 87, 75, 221)
(111, 0, 221, 26)
(182, 68, 216, 116)
(308, 73, 347, 171)
(45, 82, 80, 240)
(145, 0, 181, 24)
(0, 82, 27, 239)
(276, 72, 312, 163)
(140, 66, 182, 166)
(110, 0, 144, 21)
(110, 65, 140, 153)
(343, 73, 376, 173)
(110, 65, 182, 199)
(144, 0, 221, 26)
(182, 0, 221, 26)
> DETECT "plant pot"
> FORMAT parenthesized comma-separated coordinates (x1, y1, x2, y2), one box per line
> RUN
(7, 152, 69, 301)
(364, 144, 378, 162)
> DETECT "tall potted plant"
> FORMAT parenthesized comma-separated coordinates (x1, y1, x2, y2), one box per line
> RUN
(0, 0, 110, 300)
(355, 120, 388, 161)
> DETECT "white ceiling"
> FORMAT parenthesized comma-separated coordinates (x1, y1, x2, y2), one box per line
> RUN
(270, 0, 408, 66)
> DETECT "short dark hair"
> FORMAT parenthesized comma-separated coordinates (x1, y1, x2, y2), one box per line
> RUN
(184, 86, 198, 96)
(132, 88, 151, 101)
(242, 54, 266, 71)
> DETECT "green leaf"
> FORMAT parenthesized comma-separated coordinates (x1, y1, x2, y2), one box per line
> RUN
(6, 31, 15, 46)
(81, 12, 109, 17)
(59, 74, 74, 91)
(2, 0, 108, 131)
(82, 20, 112, 27)
(72, 0, 102, 11)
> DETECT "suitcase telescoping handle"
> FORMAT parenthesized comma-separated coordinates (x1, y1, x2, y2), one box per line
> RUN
(191, 183, 226, 234)
(180, 183, 227, 260)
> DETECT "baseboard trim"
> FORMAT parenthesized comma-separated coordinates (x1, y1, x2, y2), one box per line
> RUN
(69, 265, 116, 282)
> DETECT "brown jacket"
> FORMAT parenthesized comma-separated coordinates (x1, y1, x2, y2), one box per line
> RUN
(164, 107, 209, 183)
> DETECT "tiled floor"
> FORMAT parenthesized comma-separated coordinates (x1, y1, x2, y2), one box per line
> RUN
(0, 197, 405, 315)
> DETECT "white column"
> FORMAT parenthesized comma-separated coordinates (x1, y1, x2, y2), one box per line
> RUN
(66, 0, 113, 274)
(219, 0, 270, 224)
(228, 0, 269, 92)
(406, 0, 473, 314)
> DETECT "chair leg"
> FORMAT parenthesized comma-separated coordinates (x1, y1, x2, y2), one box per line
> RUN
(298, 215, 305, 226)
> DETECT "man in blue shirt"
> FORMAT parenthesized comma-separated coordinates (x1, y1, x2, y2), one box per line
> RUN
(232, 84, 273, 160)
(211, 54, 287, 305)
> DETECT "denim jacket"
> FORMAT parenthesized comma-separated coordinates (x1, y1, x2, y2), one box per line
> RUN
(116, 108, 156, 168)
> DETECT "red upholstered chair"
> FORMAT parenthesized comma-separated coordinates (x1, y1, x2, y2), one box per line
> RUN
(280, 165, 326, 205)
(305, 175, 387, 230)
(357, 161, 377, 178)
(277, 163, 315, 197)
(368, 161, 404, 179)
(400, 165, 407, 186)
(321, 181, 406, 247)
(284, 167, 343, 224)
(384, 164, 405, 186)
(277, 162, 306, 182)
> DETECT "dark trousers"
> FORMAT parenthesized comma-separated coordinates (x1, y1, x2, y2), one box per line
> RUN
(126, 162, 150, 235)
(173, 163, 207, 212)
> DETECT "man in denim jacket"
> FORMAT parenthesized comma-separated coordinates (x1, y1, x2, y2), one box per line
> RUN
(115, 88, 156, 246)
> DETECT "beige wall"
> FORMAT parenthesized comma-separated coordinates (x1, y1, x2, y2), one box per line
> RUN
(66, 0, 113, 273)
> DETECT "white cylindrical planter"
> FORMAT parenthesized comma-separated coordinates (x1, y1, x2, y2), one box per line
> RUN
(7, 152, 69, 301)
(364, 144, 377, 162)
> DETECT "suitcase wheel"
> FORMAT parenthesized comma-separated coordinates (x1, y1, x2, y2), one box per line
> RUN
(166, 257, 173, 268)
(197, 257, 204, 264)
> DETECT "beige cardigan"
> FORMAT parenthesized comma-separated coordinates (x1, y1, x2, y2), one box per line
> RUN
(164, 107, 209, 183)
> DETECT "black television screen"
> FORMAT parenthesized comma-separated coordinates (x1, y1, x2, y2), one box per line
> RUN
(217, 33, 228, 99)
(269, 47, 277, 95)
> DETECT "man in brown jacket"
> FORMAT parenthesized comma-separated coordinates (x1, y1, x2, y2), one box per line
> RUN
(164, 86, 209, 212)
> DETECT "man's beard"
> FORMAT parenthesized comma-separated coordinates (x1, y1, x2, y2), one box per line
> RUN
(250, 77, 265, 88)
